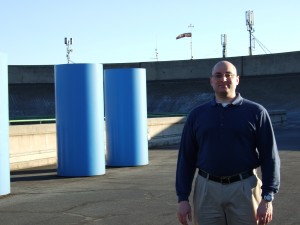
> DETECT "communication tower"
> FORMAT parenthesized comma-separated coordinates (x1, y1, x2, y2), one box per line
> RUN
(64, 37, 73, 63)
(245, 10, 255, 56)
(221, 34, 227, 58)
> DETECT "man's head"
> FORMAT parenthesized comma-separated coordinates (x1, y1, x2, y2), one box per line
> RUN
(210, 61, 239, 102)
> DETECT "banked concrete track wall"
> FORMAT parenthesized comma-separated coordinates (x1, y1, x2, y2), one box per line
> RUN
(9, 51, 300, 84)
(8, 51, 300, 170)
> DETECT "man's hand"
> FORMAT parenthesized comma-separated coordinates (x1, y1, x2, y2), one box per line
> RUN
(257, 199, 273, 224)
(177, 201, 192, 225)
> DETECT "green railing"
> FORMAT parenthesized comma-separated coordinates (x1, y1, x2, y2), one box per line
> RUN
(9, 117, 56, 125)
(9, 114, 188, 125)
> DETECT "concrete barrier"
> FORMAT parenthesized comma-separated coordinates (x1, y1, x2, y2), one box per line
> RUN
(148, 117, 186, 148)
(9, 110, 286, 171)
(8, 51, 300, 85)
(10, 124, 57, 171)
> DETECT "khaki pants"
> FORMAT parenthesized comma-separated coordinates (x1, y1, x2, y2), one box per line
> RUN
(193, 173, 262, 225)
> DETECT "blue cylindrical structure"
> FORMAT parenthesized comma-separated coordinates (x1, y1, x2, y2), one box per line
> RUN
(55, 64, 105, 176)
(0, 53, 10, 195)
(104, 68, 148, 166)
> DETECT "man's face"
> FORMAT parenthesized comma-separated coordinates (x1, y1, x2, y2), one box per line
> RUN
(210, 62, 239, 98)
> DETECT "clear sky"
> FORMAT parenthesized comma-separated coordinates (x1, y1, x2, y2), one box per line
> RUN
(0, 0, 299, 65)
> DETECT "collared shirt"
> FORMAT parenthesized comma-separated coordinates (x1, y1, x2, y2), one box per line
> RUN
(176, 93, 280, 202)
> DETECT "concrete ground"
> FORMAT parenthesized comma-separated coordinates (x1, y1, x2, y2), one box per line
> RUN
(0, 121, 299, 225)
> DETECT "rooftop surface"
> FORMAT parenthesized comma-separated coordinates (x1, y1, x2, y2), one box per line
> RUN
(1, 121, 299, 225)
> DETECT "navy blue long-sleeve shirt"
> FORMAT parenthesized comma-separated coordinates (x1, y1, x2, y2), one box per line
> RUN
(176, 93, 280, 202)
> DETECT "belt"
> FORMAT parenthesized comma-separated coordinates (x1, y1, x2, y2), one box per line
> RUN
(198, 169, 254, 184)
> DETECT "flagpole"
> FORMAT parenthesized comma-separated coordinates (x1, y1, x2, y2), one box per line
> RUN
(188, 24, 194, 59)
(176, 31, 193, 59)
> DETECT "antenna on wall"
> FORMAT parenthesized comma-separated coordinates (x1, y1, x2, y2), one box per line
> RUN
(221, 34, 227, 58)
(64, 37, 73, 63)
(245, 10, 255, 56)
(151, 38, 158, 61)
(154, 47, 158, 61)
(188, 24, 194, 59)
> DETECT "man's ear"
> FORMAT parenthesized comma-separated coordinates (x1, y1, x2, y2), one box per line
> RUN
(235, 75, 240, 85)
(209, 77, 213, 87)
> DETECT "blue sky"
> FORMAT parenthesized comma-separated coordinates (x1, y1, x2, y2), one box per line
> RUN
(0, 0, 299, 65)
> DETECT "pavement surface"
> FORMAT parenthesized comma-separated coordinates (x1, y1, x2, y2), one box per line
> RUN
(0, 122, 299, 225)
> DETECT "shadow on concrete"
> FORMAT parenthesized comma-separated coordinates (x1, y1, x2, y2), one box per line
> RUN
(9, 83, 55, 120)
(147, 74, 300, 116)
(10, 168, 59, 182)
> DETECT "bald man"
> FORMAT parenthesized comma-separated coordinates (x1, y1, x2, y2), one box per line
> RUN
(176, 61, 280, 225)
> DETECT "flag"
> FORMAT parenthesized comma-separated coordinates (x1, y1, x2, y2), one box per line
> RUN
(176, 33, 192, 40)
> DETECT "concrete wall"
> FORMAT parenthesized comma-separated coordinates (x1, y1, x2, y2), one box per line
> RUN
(148, 117, 186, 148)
(106, 51, 300, 79)
(8, 51, 300, 84)
(241, 51, 300, 76)
(9, 111, 286, 171)
(10, 124, 57, 170)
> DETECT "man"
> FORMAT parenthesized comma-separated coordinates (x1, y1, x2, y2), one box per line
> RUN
(176, 61, 280, 225)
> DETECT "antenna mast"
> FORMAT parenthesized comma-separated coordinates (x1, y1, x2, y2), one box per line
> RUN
(64, 37, 73, 63)
(154, 38, 158, 61)
(150, 38, 159, 61)
(221, 34, 227, 58)
(154, 48, 158, 61)
(245, 10, 255, 56)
